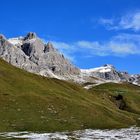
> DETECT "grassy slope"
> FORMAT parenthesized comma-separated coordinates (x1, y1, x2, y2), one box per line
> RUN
(89, 83, 140, 125)
(0, 59, 140, 132)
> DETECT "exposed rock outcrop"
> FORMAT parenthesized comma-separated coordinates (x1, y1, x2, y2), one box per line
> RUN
(0, 33, 80, 79)
(81, 64, 121, 81)
(24, 32, 37, 40)
(130, 74, 140, 86)
(81, 64, 140, 87)
(111, 94, 126, 110)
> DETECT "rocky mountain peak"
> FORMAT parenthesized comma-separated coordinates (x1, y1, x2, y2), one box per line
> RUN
(44, 42, 57, 53)
(0, 34, 12, 47)
(0, 34, 6, 40)
(0, 32, 80, 79)
(81, 64, 120, 81)
(103, 64, 115, 69)
(24, 32, 37, 40)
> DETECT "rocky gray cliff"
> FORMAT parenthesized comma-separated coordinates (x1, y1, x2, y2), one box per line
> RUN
(81, 65, 121, 81)
(0, 32, 80, 79)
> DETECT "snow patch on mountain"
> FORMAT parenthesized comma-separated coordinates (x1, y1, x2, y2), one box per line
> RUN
(81, 65, 113, 74)
(8, 37, 23, 46)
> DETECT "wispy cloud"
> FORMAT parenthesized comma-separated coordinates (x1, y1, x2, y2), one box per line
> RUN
(99, 18, 114, 30)
(49, 33, 140, 61)
(119, 12, 140, 31)
(99, 11, 140, 31)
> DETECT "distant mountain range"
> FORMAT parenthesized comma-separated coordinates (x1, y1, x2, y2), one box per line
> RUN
(0, 32, 139, 87)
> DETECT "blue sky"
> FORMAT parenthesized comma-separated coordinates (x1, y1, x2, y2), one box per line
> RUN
(1, 0, 140, 73)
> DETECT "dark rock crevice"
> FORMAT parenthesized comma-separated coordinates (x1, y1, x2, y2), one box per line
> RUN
(110, 94, 126, 110)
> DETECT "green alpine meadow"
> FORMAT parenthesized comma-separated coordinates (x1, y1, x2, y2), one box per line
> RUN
(0, 59, 140, 132)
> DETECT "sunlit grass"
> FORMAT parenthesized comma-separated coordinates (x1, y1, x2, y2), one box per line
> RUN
(0, 59, 139, 132)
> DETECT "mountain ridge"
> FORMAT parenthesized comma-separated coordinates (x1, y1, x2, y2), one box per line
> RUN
(0, 32, 139, 87)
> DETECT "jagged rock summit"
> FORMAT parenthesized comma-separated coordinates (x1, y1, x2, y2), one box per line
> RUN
(24, 32, 37, 40)
(44, 42, 57, 52)
(0, 32, 139, 87)
(0, 32, 80, 79)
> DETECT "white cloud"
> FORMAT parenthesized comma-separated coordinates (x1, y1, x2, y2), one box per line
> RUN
(109, 42, 138, 55)
(50, 33, 140, 60)
(119, 12, 140, 31)
(99, 11, 140, 31)
(99, 18, 114, 25)
(76, 41, 109, 56)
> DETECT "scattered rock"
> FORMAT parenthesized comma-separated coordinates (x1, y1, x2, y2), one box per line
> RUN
(111, 94, 126, 110)
(17, 108, 21, 112)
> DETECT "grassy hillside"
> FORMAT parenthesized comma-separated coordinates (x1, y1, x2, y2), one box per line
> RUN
(90, 83, 140, 115)
(0, 59, 140, 132)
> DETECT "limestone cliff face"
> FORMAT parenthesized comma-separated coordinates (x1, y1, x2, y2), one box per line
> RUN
(0, 32, 80, 79)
